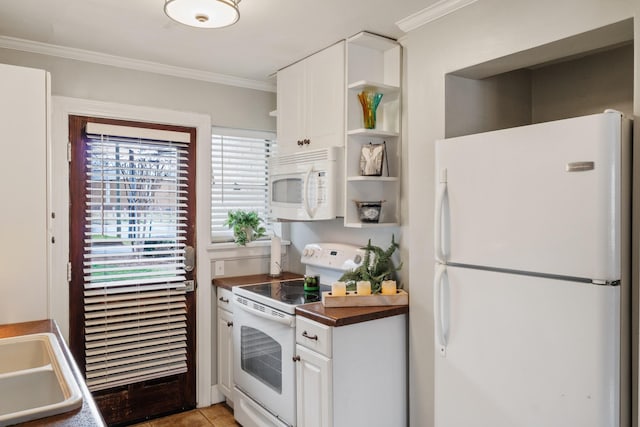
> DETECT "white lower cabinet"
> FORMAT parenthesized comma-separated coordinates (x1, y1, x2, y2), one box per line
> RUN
(217, 288, 234, 401)
(295, 314, 407, 427)
(295, 345, 332, 427)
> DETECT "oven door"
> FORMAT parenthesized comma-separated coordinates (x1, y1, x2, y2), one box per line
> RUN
(233, 295, 296, 426)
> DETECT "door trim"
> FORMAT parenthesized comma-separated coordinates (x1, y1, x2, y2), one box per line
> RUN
(52, 96, 213, 407)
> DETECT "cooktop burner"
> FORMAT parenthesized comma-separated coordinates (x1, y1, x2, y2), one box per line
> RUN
(238, 280, 330, 308)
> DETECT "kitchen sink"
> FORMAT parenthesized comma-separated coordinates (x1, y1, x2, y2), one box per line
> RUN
(0, 333, 83, 426)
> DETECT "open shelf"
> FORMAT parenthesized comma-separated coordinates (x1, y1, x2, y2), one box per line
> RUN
(347, 176, 398, 182)
(344, 32, 402, 228)
(347, 128, 399, 137)
(348, 80, 400, 95)
(344, 222, 400, 229)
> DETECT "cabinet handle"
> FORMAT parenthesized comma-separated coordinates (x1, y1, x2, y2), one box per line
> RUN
(302, 331, 318, 341)
(292, 355, 301, 362)
(297, 140, 304, 146)
(219, 297, 229, 303)
(303, 138, 310, 145)
(226, 321, 233, 327)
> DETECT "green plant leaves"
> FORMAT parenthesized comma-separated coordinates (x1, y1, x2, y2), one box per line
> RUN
(339, 236, 402, 293)
(224, 209, 267, 246)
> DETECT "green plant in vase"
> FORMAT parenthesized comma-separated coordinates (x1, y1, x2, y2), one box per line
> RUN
(224, 210, 266, 246)
(338, 235, 402, 293)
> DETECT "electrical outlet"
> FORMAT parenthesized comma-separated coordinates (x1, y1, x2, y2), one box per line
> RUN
(215, 260, 225, 276)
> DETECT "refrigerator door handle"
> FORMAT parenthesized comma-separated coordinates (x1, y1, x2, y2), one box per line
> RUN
(433, 263, 448, 357)
(434, 171, 448, 262)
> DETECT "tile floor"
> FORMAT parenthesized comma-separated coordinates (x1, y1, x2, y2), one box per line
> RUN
(130, 403, 240, 427)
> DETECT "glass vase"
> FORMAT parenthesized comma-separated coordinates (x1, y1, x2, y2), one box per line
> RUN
(357, 91, 383, 129)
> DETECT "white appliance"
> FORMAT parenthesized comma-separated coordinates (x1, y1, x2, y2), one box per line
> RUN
(232, 243, 364, 427)
(433, 111, 631, 427)
(268, 147, 343, 221)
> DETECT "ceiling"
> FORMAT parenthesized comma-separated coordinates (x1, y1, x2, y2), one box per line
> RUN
(0, 0, 436, 91)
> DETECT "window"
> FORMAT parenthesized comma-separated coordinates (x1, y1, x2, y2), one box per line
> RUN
(211, 127, 276, 242)
(79, 121, 193, 391)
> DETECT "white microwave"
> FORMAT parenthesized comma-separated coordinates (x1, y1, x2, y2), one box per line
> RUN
(268, 146, 343, 221)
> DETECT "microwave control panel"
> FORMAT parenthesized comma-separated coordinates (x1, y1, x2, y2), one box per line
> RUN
(307, 171, 327, 206)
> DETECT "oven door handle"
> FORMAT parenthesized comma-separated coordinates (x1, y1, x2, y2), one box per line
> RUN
(235, 299, 296, 328)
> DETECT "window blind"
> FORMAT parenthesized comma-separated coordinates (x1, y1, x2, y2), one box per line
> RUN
(83, 124, 190, 391)
(211, 129, 275, 241)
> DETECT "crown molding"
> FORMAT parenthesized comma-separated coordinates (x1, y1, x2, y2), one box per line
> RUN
(396, 0, 478, 33)
(0, 35, 276, 93)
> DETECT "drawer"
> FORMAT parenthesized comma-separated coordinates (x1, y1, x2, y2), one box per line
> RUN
(296, 316, 332, 357)
(216, 288, 234, 313)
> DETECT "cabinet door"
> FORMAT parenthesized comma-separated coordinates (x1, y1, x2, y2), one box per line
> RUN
(306, 42, 345, 150)
(277, 61, 306, 154)
(217, 308, 234, 399)
(0, 64, 48, 324)
(296, 344, 333, 427)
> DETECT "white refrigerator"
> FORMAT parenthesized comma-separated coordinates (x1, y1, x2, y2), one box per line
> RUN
(433, 111, 632, 427)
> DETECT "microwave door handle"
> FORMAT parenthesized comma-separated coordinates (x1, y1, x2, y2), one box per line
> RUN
(303, 166, 316, 219)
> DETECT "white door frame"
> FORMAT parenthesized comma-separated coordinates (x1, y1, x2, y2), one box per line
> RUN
(51, 96, 213, 407)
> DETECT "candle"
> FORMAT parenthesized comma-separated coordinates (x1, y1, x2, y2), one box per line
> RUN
(270, 235, 281, 276)
(331, 281, 346, 296)
(381, 280, 397, 295)
(356, 281, 371, 295)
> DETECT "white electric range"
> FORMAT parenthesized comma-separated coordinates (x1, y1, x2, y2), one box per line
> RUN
(232, 243, 364, 427)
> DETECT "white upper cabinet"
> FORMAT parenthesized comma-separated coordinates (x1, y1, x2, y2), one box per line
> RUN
(277, 61, 305, 151)
(277, 41, 345, 154)
(0, 63, 50, 323)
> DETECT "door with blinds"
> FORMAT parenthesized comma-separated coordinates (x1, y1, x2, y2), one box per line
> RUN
(68, 115, 196, 425)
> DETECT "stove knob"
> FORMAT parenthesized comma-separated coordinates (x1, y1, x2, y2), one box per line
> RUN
(353, 254, 362, 264)
(305, 248, 315, 257)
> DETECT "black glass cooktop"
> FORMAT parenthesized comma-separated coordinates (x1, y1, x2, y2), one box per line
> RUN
(240, 279, 330, 306)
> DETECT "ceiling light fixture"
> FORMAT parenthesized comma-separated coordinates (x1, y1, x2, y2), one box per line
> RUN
(164, 0, 241, 29)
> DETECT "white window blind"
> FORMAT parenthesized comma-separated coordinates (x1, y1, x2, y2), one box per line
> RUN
(211, 128, 276, 241)
(83, 123, 191, 391)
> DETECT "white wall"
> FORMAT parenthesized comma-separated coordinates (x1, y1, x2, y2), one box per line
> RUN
(288, 220, 404, 281)
(0, 47, 276, 132)
(531, 43, 634, 123)
(402, 1, 638, 426)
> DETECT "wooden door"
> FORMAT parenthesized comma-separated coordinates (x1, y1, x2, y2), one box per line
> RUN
(68, 115, 197, 425)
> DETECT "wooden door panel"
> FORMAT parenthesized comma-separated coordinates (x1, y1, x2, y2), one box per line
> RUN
(68, 115, 197, 425)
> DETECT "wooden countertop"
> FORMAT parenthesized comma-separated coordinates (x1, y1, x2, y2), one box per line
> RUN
(212, 272, 304, 290)
(295, 302, 409, 327)
(0, 319, 106, 427)
(213, 272, 408, 327)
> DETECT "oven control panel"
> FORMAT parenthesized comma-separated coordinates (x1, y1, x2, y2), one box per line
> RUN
(301, 243, 365, 271)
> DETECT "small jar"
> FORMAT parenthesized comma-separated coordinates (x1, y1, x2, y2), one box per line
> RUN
(303, 275, 320, 291)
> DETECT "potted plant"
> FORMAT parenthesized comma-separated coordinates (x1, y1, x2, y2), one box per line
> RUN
(338, 235, 403, 293)
(224, 210, 267, 246)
